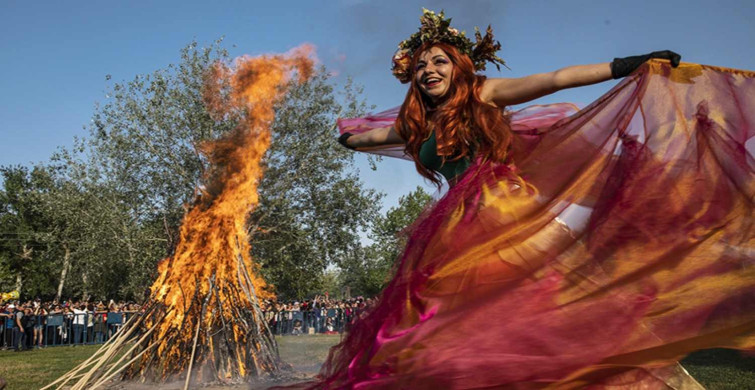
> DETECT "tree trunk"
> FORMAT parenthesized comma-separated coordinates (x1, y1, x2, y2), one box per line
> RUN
(14, 273, 22, 293)
(56, 244, 71, 302)
(81, 271, 89, 302)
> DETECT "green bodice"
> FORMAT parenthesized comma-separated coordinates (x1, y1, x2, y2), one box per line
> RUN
(418, 131, 472, 181)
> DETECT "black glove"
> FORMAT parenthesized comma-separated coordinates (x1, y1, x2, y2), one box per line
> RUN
(338, 132, 356, 150)
(611, 50, 681, 79)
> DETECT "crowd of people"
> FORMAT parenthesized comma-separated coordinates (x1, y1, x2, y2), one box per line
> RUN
(0, 299, 141, 351)
(0, 295, 372, 352)
(263, 295, 375, 336)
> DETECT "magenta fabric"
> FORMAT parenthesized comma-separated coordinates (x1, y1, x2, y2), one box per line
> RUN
(281, 61, 755, 389)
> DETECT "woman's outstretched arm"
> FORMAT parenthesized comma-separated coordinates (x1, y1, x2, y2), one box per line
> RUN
(480, 63, 612, 107)
(482, 51, 681, 107)
(340, 125, 404, 149)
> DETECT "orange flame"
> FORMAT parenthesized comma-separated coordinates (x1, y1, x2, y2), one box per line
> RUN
(136, 45, 315, 381)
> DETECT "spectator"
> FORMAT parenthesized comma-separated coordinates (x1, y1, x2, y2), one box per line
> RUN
(11, 304, 26, 351)
(0, 305, 11, 349)
(46, 304, 65, 345)
(0, 297, 146, 346)
(70, 303, 88, 345)
(86, 303, 95, 343)
(32, 301, 46, 348)
(22, 306, 34, 349)
(324, 317, 336, 334)
(259, 295, 375, 336)
(292, 319, 303, 335)
(93, 304, 107, 343)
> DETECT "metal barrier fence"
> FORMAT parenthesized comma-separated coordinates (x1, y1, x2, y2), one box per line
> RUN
(0, 308, 364, 350)
(1, 312, 138, 350)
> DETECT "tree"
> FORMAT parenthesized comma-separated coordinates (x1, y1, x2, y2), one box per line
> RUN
(89, 40, 385, 301)
(0, 165, 57, 296)
(88, 40, 236, 253)
(0, 158, 163, 301)
(2, 40, 383, 301)
(79, 40, 381, 300)
(340, 186, 434, 297)
(42, 158, 163, 301)
(252, 74, 383, 300)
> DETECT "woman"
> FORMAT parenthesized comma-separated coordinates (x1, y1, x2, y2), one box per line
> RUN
(340, 45, 676, 184)
(93, 302, 107, 344)
(320, 9, 754, 390)
(32, 302, 47, 348)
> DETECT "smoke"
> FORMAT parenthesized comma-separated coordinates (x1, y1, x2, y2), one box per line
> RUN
(329, 1, 507, 79)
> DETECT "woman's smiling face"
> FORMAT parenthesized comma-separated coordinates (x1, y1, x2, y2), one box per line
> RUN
(415, 46, 454, 103)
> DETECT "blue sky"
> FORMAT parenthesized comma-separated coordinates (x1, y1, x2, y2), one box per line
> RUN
(1, 0, 753, 209)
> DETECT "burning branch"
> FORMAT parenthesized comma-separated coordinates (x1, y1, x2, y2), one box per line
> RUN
(48, 45, 316, 389)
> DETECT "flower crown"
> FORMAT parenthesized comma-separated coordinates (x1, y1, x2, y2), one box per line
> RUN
(391, 9, 507, 83)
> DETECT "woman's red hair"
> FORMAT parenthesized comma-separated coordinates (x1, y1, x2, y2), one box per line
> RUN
(395, 42, 512, 186)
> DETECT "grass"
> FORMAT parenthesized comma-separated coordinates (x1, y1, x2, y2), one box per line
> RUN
(0, 339, 752, 389)
(276, 334, 340, 373)
(0, 336, 342, 390)
(683, 349, 755, 389)
(0, 344, 104, 390)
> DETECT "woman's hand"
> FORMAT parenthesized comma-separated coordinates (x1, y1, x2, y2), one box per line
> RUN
(336, 125, 404, 149)
(481, 50, 681, 107)
(338, 133, 356, 150)
(611, 50, 681, 79)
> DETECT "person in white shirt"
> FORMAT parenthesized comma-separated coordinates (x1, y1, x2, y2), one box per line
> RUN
(70, 304, 88, 345)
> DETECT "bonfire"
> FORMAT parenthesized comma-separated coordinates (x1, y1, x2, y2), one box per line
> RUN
(44, 46, 314, 390)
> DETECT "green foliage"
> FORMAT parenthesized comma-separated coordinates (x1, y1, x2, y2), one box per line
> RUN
(0, 165, 57, 295)
(339, 186, 434, 297)
(252, 72, 382, 300)
(88, 40, 235, 249)
(392, 9, 506, 83)
(25, 40, 236, 301)
(1, 39, 386, 302)
(319, 269, 342, 300)
(0, 158, 165, 300)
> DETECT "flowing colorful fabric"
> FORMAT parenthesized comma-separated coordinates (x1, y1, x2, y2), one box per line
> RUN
(310, 60, 755, 389)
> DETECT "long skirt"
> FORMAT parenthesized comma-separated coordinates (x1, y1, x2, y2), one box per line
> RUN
(311, 60, 755, 389)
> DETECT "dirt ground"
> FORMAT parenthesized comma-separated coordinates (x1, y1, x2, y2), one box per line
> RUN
(110, 334, 338, 389)
(112, 368, 316, 389)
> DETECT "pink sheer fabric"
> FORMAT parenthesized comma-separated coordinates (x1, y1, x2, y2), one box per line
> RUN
(292, 60, 755, 389)
(335, 101, 582, 161)
(337, 106, 408, 160)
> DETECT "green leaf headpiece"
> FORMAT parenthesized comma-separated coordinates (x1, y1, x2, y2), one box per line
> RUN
(391, 9, 506, 83)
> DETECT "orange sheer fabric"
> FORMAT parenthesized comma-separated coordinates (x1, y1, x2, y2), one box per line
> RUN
(309, 60, 755, 389)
